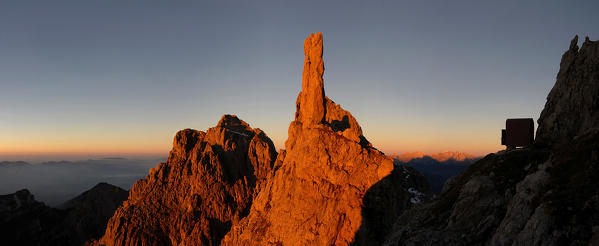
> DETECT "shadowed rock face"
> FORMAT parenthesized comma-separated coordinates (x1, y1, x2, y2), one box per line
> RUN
(0, 183, 127, 246)
(95, 115, 277, 246)
(536, 36, 599, 146)
(222, 32, 427, 246)
(58, 183, 129, 245)
(383, 36, 599, 246)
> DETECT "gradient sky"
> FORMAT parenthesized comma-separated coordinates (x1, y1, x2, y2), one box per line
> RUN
(1, 0, 598, 159)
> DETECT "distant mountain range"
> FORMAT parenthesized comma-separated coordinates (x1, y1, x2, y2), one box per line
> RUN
(0, 157, 163, 206)
(391, 151, 478, 163)
(0, 161, 32, 168)
(391, 152, 479, 193)
(385, 35, 599, 245)
(3, 33, 599, 245)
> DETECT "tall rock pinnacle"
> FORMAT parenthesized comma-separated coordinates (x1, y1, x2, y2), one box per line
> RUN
(222, 32, 428, 246)
(297, 32, 326, 125)
(91, 33, 428, 246)
(289, 32, 370, 148)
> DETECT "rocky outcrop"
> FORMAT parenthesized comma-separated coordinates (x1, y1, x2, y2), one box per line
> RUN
(536, 36, 599, 146)
(0, 183, 128, 246)
(0, 189, 64, 245)
(222, 32, 429, 245)
(95, 115, 278, 245)
(58, 183, 128, 244)
(385, 131, 599, 246)
(384, 36, 599, 246)
(384, 149, 549, 245)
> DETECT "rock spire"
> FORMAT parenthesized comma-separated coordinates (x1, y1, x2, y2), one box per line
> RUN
(296, 32, 326, 125)
(222, 32, 427, 245)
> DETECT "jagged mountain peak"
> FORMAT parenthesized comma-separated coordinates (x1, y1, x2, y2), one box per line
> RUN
(222, 32, 428, 246)
(384, 36, 599, 246)
(95, 114, 278, 245)
(536, 35, 599, 146)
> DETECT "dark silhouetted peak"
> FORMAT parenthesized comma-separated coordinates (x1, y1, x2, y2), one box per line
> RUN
(0, 161, 31, 168)
(384, 36, 599, 246)
(569, 35, 579, 50)
(0, 189, 57, 244)
(91, 182, 120, 190)
(536, 35, 599, 146)
(1, 183, 127, 246)
(59, 182, 127, 210)
(0, 189, 40, 219)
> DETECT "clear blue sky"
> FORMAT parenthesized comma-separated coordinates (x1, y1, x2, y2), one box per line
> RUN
(1, 0, 598, 158)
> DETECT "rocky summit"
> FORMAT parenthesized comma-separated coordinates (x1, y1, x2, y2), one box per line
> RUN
(221, 32, 429, 245)
(383, 36, 599, 246)
(94, 115, 278, 245)
(7, 33, 597, 246)
(89, 33, 599, 246)
(536, 36, 599, 146)
(92, 32, 429, 246)
(0, 183, 127, 246)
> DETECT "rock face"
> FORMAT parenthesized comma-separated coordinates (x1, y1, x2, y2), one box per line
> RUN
(0, 183, 128, 246)
(58, 183, 129, 244)
(536, 36, 599, 145)
(384, 36, 599, 246)
(95, 115, 278, 245)
(222, 32, 429, 245)
(0, 189, 64, 245)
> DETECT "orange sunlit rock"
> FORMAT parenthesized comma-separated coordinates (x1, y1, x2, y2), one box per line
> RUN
(93, 115, 278, 245)
(221, 32, 394, 245)
(91, 32, 427, 246)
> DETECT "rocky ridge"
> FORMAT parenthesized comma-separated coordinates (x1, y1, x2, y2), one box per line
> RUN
(536, 36, 599, 145)
(91, 32, 429, 246)
(383, 36, 599, 246)
(95, 115, 278, 245)
(0, 183, 127, 246)
(222, 32, 429, 245)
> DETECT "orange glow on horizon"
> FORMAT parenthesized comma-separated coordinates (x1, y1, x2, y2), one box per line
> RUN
(0, 134, 501, 159)
(0, 116, 504, 158)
